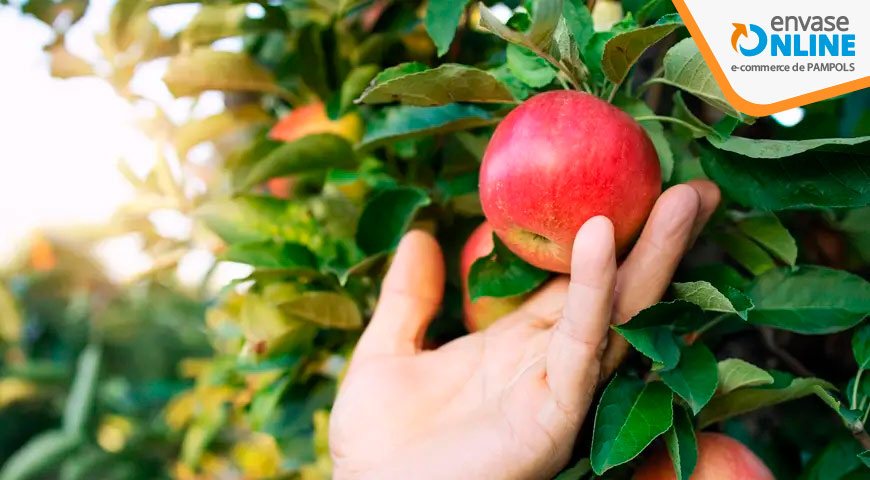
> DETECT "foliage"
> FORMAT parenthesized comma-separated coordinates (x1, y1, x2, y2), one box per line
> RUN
(4, 0, 870, 478)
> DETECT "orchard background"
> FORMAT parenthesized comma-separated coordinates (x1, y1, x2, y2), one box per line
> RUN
(1, 0, 870, 479)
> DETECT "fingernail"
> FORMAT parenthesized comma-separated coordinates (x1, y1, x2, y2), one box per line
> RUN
(653, 185, 700, 243)
(572, 216, 615, 272)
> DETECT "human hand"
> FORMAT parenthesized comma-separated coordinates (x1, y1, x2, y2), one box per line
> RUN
(329, 181, 720, 480)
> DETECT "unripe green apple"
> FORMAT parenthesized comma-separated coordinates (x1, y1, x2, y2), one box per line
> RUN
(479, 91, 661, 273)
(633, 433, 775, 480)
(460, 222, 525, 332)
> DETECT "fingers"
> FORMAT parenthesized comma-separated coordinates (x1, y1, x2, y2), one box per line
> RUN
(354, 230, 445, 360)
(613, 184, 703, 324)
(600, 181, 720, 378)
(546, 216, 617, 414)
(687, 180, 721, 243)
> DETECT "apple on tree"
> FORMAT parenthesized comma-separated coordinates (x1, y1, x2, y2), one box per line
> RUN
(460, 222, 525, 332)
(479, 90, 661, 273)
(634, 433, 775, 480)
(266, 101, 363, 198)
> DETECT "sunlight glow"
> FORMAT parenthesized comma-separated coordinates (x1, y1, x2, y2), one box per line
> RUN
(772, 107, 806, 127)
(0, 2, 225, 285)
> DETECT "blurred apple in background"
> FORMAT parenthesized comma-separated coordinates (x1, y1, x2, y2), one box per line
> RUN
(634, 433, 775, 480)
(460, 222, 525, 332)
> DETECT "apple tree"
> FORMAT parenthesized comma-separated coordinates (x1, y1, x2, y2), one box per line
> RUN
(3, 0, 870, 478)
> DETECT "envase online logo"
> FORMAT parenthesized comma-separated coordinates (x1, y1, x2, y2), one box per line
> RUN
(671, 1, 869, 116)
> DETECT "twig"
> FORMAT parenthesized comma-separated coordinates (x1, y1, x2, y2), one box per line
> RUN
(606, 79, 622, 103)
(633, 115, 705, 133)
(759, 327, 814, 378)
(853, 426, 870, 450)
(537, 49, 581, 90)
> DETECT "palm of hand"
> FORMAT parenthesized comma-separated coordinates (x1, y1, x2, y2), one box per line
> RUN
(332, 282, 590, 479)
(330, 183, 718, 480)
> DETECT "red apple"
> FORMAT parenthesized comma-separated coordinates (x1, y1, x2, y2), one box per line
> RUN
(461, 222, 525, 332)
(633, 433, 775, 480)
(479, 91, 661, 273)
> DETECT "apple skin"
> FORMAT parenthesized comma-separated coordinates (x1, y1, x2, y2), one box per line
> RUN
(479, 90, 661, 273)
(460, 222, 525, 332)
(633, 433, 775, 480)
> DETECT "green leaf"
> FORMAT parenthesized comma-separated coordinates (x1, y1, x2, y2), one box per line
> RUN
(196, 195, 322, 250)
(841, 208, 870, 263)
(601, 14, 682, 85)
(664, 404, 698, 480)
(613, 301, 706, 369)
(672, 91, 716, 138)
(714, 231, 776, 276)
(735, 214, 798, 265)
(424, 0, 471, 56)
(672, 281, 753, 320)
(683, 264, 749, 293)
(63, 344, 101, 434)
(329, 64, 380, 118)
(223, 242, 317, 270)
(59, 448, 113, 480)
(799, 437, 864, 480)
(180, 4, 287, 47)
(713, 115, 740, 139)
(659, 342, 718, 414)
(356, 187, 430, 255)
(240, 134, 356, 190)
(852, 324, 870, 369)
(858, 450, 870, 469)
(700, 141, 870, 210)
(747, 266, 870, 334)
(527, 0, 563, 49)
(489, 63, 534, 101)
(467, 234, 549, 301)
(563, 0, 594, 50)
(709, 135, 870, 159)
(173, 105, 271, 158)
(163, 48, 280, 98)
(506, 44, 557, 87)
(22, 0, 88, 27)
(716, 358, 775, 395)
(249, 376, 292, 430)
(359, 104, 497, 150)
(553, 459, 591, 480)
(614, 325, 681, 370)
(298, 25, 329, 99)
(618, 97, 673, 182)
(0, 430, 82, 480)
(357, 64, 515, 106)
(591, 376, 674, 474)
(279, 292, 362, 330)
(373, 62, 429, 84)
(657, 38, 744, 119)
(697, 372, 834, 428)
(478, 3, 528, 46)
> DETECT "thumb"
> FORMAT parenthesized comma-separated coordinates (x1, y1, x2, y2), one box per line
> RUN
(547, 216, 617, 415)
(354, 230, 445, 360)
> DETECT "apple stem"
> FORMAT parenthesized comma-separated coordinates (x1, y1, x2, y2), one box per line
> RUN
(606, 81, 622, 103)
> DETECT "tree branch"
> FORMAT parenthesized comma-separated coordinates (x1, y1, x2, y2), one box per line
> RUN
(853, 425, 870, 451)
(760, 327, 814, 378)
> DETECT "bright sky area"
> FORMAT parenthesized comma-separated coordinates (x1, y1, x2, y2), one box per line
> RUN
(0, 0, 253, 287)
